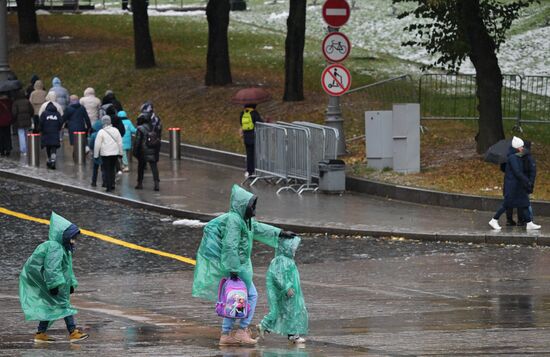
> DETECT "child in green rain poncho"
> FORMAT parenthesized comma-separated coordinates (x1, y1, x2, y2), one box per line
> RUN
(259, 236, 308, 344)
(19, 212, 89, 343)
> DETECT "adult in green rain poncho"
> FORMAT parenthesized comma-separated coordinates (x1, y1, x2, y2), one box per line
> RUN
(192, 184, 296, 346)
(259, 236, 308, 344)
(19, 212, 89, 343)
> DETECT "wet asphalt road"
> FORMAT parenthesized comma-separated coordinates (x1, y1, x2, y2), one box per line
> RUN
(2, 178, 550, 356)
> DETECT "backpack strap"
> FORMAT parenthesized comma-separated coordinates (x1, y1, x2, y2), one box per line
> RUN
(218, 277, 228, 302)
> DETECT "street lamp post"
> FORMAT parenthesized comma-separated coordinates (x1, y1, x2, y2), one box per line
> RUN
(0, 0, 21, 92)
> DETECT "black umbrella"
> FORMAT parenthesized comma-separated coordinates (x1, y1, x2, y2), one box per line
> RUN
(484, 139, 512, 165)
(0, 79, 22, 93)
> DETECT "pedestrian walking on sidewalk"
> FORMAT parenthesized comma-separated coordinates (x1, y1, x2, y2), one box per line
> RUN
(29, 80, 47, 132)
(502, 140, 537, 226)
(48, 77, 69, 113)
(0, 93, 13, 157)
(258, 235, 308, 345)
(102, 89, 123, 113)
(118, 111, 137, 172)
(489, 136, 541, 231)
(24, 74, 39, 99)
(93, 115, 123, 192)
(133, 113, 160, 191)
(11, 90, 34, 154)
(192, 184, 296, 346)
(63, 95, 91, 146)
(88, 119, 105, 188)
(19, 212, 89, 343)
(239, 104, 263, 177)
(80, 87, 101, 126)
(39, 102, 63, 169)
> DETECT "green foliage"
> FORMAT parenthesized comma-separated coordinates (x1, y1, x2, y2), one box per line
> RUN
(392, 0, 540, 71)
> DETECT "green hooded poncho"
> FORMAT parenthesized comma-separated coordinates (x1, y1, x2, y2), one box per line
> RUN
(192, 184, 281, 301)
(19, 212, 79, 322)
(260, 236, 308, 336)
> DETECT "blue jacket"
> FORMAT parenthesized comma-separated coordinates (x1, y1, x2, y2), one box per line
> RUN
(503, 146, 532, 208)
(122, 118, 137, 150)
(50, 77, 69, 111)
(63, 103, 91, 145)
(39, 102, 63, 148)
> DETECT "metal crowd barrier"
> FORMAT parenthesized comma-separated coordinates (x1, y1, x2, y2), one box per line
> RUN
(292, 121, 339, 177)
(252, 121, 340, 194)
(252, 122, 288, 183)
(274, 122, 314, 194)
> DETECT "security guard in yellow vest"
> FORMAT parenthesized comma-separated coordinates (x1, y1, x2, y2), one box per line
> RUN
(240, 104, 263, 177)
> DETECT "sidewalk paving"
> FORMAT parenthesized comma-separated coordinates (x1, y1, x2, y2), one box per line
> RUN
(1, 139, 548, 245)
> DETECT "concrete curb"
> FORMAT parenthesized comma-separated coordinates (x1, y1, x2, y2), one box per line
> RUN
(160, 140, 550, 217)
(0, 169, 548, 247)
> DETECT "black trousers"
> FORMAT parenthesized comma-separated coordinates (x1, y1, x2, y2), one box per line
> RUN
(46, 146, 58, 162)
(245, 143, 255, 175)
(102, 155, 118, 191)
(137, 159, 159, 184)
(0, 126, 12, 154)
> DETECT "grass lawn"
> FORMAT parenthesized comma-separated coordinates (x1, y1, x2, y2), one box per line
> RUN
(6, 12, 550, 201)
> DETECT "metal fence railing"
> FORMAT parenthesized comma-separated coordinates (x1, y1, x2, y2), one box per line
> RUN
(251, 121, 339, 195)
(419, 73, 550, 128)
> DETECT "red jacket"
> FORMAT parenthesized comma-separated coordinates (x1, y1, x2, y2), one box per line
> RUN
(0, 98, 13, 127)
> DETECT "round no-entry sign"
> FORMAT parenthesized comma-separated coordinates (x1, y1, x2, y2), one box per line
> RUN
(322, 0, 351, 28)
(322, 32, 351, 63)
(321, 63, 352, 96)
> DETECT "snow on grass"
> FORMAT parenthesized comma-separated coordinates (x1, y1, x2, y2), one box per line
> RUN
(45, 0, 549, 75)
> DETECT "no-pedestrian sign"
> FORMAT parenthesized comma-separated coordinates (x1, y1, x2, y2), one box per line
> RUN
(322, 32, 351, 63)
(321, 63, 352, 96)
(322, 0, 351, 28)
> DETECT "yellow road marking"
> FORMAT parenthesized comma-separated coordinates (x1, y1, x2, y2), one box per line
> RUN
(0, 207, 196, 266)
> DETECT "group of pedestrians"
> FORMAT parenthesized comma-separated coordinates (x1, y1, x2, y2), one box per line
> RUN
(0, 75, 163, 192)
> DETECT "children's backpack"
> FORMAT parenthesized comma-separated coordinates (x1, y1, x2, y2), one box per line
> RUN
(216, 277, 250, 319)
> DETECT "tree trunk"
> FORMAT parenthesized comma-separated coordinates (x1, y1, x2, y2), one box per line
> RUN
(131, 0, 156, 69)
(460, 0, 504, 154)
(205, 0, 232, 86)
(283, 0, 306, 101)
(16, 0, 40, 44)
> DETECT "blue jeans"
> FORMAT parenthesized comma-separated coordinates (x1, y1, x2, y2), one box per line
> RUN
(221, 282, 257, 333)
(38, 315, 76, 333)
(17, 128, 27, 153)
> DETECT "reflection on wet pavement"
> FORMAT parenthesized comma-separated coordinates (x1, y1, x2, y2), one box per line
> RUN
(2, 178, 550, 355)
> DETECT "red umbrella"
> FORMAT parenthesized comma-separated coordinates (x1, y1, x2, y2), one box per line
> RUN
(231, 87, 272, 105)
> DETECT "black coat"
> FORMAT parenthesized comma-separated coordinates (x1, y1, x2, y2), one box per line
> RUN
(503, 146, 532, 208)
(63, 103, 91, 145)
(39, 102, 63, 148)
(133, 123, 159, 162)
(102, 93, 123, 113)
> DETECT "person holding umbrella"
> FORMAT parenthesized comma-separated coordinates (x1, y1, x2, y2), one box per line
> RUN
(489, 136, 541, 230)
(232, 88, 271, 178)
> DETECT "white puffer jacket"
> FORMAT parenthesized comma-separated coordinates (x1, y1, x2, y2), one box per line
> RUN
(80, 87, 101, 125)
(93, 125, 123, 158)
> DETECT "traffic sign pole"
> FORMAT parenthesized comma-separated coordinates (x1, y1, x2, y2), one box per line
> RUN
(324, 26, 347, 156)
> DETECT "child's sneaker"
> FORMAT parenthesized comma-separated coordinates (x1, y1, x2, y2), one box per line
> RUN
(288, 335, 306, 344)
(34, 332, 55, 343)
(258, 325, 270, 339)
(69, 328, 89, 343)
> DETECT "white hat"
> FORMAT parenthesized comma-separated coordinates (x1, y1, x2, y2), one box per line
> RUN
(511, 136, 524, 149)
